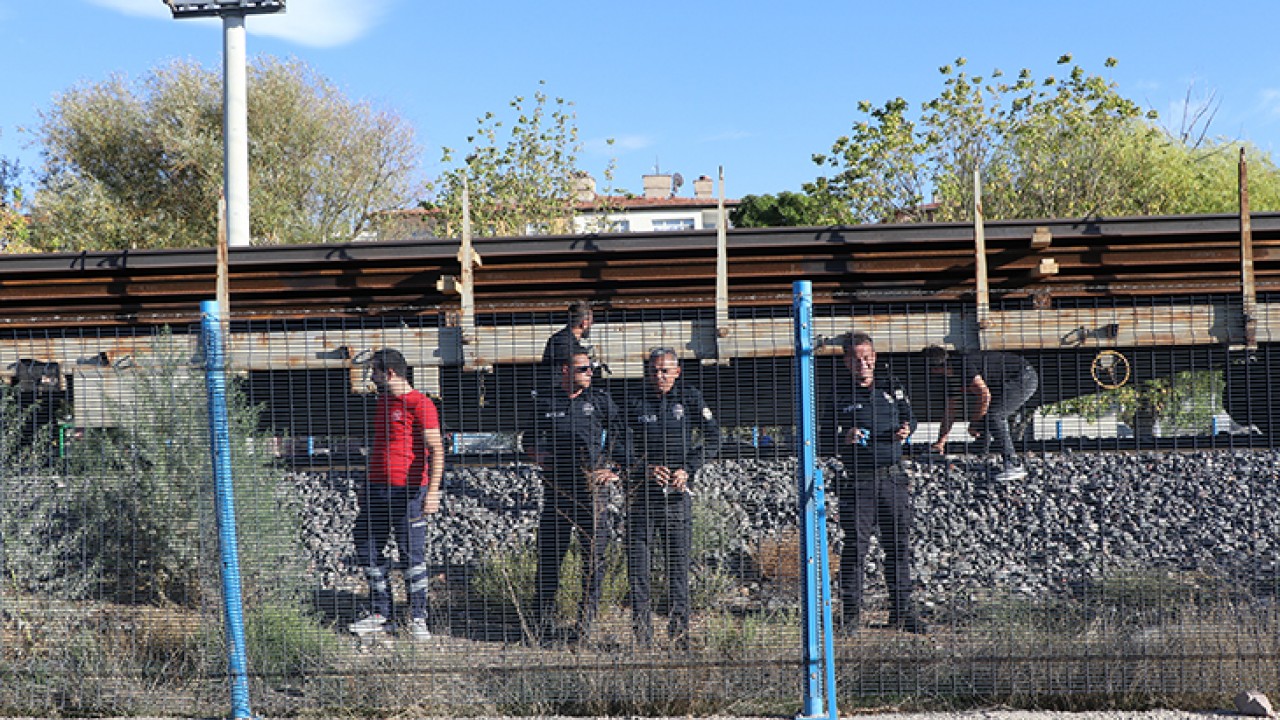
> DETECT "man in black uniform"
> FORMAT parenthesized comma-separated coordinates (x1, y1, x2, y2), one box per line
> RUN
(527, 351, 630, 643)
(835, 332, 924, 634)
(625, 347, 721, 648)
(541, 300, 594, 367)
(924, 344, 1038, 482)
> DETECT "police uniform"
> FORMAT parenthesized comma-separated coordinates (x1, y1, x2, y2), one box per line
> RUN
(529, 383, 630, 640)
(835, 374, 919, 629)
(541, 326, 590, 367)
(625, 383, 721, 645)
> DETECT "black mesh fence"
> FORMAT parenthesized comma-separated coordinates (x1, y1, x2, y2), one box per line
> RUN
(0, 290, 1277, 716)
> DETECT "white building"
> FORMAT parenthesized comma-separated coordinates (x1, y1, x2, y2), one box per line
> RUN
(572, 173, 738, 234)
(361, 172, 739, 242)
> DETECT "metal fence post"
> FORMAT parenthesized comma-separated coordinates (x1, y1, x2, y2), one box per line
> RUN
(200, 299, 254, 720)
(793, 281, 839, 720)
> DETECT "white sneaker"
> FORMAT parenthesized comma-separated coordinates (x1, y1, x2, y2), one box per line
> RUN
(348, 613, 389, 635)
(407, 617, 432, 641)
(994, 465, 1028, 482)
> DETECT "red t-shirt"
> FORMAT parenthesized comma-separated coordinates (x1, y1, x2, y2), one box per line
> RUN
(369, 389, 440, 487)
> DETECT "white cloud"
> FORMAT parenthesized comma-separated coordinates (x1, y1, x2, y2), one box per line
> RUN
(85, 0, 393, 48)
(253, 0, 393, 48)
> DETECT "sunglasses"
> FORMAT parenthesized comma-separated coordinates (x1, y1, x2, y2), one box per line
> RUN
(573, 365, 592, 374)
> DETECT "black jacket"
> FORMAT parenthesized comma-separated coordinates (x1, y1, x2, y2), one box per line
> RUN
(835, 375, 916, 472)
(541, 326, 590, 366)
(530, 386, 631, 485)
(627, 383, 722, 488)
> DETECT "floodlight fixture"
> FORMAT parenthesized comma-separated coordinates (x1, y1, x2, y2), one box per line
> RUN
(165, 0, 286, 19)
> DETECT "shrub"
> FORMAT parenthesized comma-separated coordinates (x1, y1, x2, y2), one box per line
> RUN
(1, 330, 307, 609)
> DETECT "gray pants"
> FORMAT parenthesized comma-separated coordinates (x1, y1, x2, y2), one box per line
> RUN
(981, 366, 1038, 462)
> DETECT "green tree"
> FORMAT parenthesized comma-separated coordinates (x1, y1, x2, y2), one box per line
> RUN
(810, 96, 929, 224)
(809, 55, 1280, 225)
(730, 190, 846, 228)
(30, 57, 421, 250)
(0, 143, 29, 251)
(425, 82, 589, 238)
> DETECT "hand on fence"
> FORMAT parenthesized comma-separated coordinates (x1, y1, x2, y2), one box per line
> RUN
(648, 465, 689, 493)
(585, 468, 618, 488)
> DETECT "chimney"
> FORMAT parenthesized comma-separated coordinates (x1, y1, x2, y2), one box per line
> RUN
(573, 173, 597, 203)
(642, 173, 671, 200)
(693, 174, 714, 199)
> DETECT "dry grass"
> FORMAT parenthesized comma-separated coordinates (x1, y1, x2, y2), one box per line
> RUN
(752, 526, 838, 581)
(2, 580, 1278, 717)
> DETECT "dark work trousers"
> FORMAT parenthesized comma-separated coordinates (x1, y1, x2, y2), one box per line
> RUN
(982, 366, 1039, 462)
(625, 488, 692, 642)
(352, 482, 430, 621)
(838, 464, 913, 623)
(534, 479, 610, 637)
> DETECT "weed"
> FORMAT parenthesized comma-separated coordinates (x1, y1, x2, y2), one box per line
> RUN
(244, 601, 341, 679)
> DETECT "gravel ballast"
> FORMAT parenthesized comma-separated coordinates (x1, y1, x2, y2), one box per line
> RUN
(292, 448, 1280, 608)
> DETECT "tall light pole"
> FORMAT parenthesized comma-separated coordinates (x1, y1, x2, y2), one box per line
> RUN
(165, 7, 285, 720)
(166, 1, 286, 248)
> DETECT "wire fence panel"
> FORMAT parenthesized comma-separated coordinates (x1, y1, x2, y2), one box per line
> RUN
(0, 289, 1278, 716)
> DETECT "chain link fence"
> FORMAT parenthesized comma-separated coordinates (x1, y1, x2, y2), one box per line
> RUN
(0, 291, 1277, 716)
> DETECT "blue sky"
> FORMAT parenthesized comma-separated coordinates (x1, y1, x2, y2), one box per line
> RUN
(4, 0, 1280, 201)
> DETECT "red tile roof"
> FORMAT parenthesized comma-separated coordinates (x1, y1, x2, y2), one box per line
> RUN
(575, 195, 738, 211)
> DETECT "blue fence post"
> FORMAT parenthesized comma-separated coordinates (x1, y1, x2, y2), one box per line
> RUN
(200, 300, 255, 720)
(793, 281, 839, 720)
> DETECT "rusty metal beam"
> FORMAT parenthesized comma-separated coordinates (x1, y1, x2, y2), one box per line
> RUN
(2, 213, 1280, 327)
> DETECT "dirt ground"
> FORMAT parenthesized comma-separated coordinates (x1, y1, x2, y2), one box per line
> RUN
(21, 704, 1262, 719)
(470, 710, 1245, 720)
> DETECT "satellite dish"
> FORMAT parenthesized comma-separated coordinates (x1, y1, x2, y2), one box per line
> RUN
(672, 173, 684, 192)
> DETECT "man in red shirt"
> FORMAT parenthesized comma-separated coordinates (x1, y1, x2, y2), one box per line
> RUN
(348, 348, 445, 640)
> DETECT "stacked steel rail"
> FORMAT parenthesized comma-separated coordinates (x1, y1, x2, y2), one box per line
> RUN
(2, 212, 1278, 437)
(1, 213, 1276, 324)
